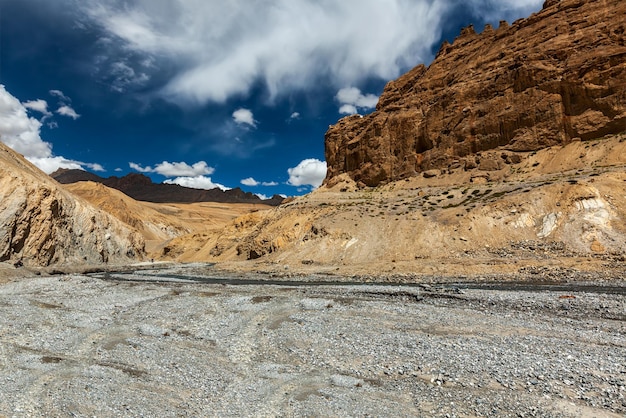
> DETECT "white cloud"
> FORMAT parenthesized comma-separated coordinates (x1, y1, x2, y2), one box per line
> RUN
(232, 108, 256, 128)
(109, 61, 150, 92)
(241, 177, 279, 187)
(336, 87, 378, 115)
(25, 157, 83, 174)
(76, 0, 544, 105)
(0, 86, 50, 158)
(339, 104, 358, 115)
(129, 161, 215, 177)
(23, 99, 52, 117)
(241, 177, 259, 187)
(86, 163, 106, 172)
(290, 112, 300, 119)
(287, 158, 327, 188)
(0, 85, 101, 174)
(56, 105, 81, 120)
(255, 193, 269, 200)
(49, 89, 70, 102)
(164, 175, 230, 191)
(79, 0, 448, 104)
(465, 0, 545, 21)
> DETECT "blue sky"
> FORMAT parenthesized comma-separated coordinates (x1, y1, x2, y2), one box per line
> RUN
(0, 0, 542, 197)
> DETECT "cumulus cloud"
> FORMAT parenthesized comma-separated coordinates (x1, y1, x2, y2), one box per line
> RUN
(164, 176, 230, 191)
(129, 160, 215, 177)
(86, 163, 106, 172)
(232, 108, 256, 128)
(0, 85, 99, 174)
(336, 87, 379, 115)
(290, 112, 300, 120)
(73, 0, 544, 105)
(241, 177, 278, 187)
(241, 177, 259, 187)
(287, 158, 327, 188)
(56, 105, 81, 120)
(49, 89, 81, 119)
(23, 99, 52, 117)
(49, 89, 71, 102)
(0, 88, 50, 159)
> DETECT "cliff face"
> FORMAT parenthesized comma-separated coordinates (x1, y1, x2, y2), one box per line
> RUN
(325, 0, 626, 186)
(0, 143, 145, 267)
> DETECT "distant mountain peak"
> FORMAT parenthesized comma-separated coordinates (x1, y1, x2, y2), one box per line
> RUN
(50, 169, 284, 205)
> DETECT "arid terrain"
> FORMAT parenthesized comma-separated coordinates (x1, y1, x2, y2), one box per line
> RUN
(170, 134, 626, 279)
(0, 265, 624, 417)
(0, 0, 625, 416)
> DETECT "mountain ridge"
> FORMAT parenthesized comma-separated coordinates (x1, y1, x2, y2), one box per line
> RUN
(51, 168, 284, 206)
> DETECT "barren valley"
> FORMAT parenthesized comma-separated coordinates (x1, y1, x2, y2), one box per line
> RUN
(0, 266, 624, 417)
(1, 0, 625, 416)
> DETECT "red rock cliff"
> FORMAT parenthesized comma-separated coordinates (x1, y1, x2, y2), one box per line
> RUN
(324, 0, 626, 186)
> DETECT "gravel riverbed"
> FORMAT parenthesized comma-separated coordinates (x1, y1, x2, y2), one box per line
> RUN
(0, 271, 624, 417)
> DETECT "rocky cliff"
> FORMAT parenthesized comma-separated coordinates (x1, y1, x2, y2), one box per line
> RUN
(325, 0, 626, 186)
(0, 143, 145, 267)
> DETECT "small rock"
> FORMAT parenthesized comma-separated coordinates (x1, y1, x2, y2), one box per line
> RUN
(331, 374, 364, 388)
(423, 169, 440, 179)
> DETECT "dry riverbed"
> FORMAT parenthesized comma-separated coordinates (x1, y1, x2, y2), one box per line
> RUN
(0, 266, 624, 417)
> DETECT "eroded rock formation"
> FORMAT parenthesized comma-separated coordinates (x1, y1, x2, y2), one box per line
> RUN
(325, 0, 626, 186)
(0, 143, 145, 267)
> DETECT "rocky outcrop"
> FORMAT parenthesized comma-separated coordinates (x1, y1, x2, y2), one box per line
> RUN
(0, 143, 145, 267)
(325, 0, 626, 186)
(51, 169, 284, 206)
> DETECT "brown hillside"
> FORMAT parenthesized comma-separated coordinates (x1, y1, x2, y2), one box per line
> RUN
(144, 0, 626, 278)
(325, 0, 626, 187)
(63, 181, 273, 256)
(165, 135, 626, 277)
(0, 143, 145, 269)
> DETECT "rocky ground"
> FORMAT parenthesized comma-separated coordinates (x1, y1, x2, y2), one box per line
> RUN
(0, 264, 624, 417)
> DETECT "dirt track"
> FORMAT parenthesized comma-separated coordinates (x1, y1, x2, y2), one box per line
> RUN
(0, 265, 624, 417)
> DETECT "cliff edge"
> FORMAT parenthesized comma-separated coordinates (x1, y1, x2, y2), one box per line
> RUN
(325, 0, 626, 186)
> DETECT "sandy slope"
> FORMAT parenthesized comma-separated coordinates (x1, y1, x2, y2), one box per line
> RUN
(52, 134, 626, 279)
(0, 142, 144, 269)
(174, 134, 626, 277)
(63, 181, 271, 255)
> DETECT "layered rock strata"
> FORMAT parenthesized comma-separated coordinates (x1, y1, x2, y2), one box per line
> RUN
(0, 143, 145, 266)
(325, 0, 626, 186)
